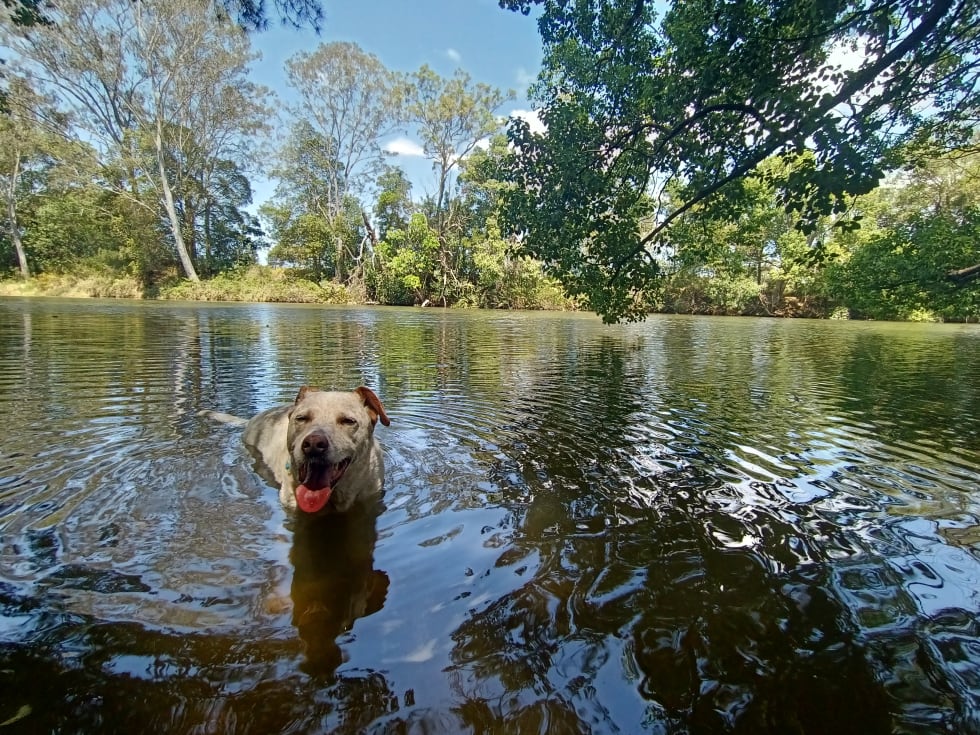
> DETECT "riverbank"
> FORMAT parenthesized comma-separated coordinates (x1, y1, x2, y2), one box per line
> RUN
(0, 268, 357, 305)
(0, 265, 578, 312)
(3, 269, 972, 322)
(0, 272, 145, 300)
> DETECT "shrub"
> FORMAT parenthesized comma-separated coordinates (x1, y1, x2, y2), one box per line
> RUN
(157, 266, 350, 304)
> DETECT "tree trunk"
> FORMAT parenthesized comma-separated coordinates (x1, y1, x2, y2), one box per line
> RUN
(361, 209, 378, 248)
(155, 122, 199, 282)
(335, 231, 345, 284)
(349, 209, 377, 285)
(4, 151, 30, 279)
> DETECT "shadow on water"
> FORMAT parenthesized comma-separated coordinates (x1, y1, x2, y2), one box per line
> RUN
(0, 301, 978, 733)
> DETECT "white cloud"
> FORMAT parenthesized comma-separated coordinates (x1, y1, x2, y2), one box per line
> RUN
(446, 48, 462, 64)
(384, 137, 426, 157)
(515, 66, 536, 89)
(509, 108, 546, 134)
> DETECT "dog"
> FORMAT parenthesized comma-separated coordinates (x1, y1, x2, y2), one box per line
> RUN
(202, 386, 389, 516)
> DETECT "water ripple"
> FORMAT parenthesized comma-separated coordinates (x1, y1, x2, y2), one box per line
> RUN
(1, 302, 979, 733)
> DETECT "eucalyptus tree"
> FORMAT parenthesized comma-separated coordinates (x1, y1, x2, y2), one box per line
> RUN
(500, 0, 980, 321)
(0, 0, 324, 30)
(0, 79, 50, 278)
(282, 41, 404, 284)
(2, 0, 272, 282)
(263, 120, 353, 281)
(407, 66, 513, 233)
(190, 157, 264, 275)
(405, 66, 513, 303)
(374, 166, 413, 242)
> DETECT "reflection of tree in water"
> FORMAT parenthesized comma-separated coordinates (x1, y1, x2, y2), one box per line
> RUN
(433, 331, 904, 732)
(835, 330, 980, 448)
(286, 503, 390, 677)
(442, 465, 897, 733)
(0, 599, 401, 734)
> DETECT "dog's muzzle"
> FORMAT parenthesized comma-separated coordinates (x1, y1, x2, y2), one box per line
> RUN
(293, 430, 351, 514)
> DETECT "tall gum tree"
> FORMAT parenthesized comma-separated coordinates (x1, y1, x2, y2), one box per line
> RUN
(2, 0, 272, 282)
(0, 78, 72, 279)
(0, 111, 33, 278)
(282, 42, 404, 285)
(406, 66, 513, 304)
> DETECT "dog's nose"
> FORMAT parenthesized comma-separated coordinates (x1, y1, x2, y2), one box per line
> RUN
(302, 431, 330, 455)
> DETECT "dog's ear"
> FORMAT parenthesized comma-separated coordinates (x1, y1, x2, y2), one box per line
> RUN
(294, 385, 319, 404)
(355, 386, 390, 427)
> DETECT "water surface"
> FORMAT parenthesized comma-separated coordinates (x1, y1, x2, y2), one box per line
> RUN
(0, 299, 978, 733)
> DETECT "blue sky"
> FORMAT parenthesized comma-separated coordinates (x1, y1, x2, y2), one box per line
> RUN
(248, 0, 544, 210)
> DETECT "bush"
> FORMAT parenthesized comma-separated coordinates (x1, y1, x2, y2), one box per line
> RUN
(0, 270, 143, 298)
(157, 266, 350, 304)
(663, 273, 761, 315)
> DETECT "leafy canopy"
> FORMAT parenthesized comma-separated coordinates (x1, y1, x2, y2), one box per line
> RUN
(500, 0, 980, 321)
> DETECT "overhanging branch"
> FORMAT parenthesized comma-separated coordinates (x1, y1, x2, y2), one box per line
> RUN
(947, 263, 980, 285)
(608, 0, 958, 285)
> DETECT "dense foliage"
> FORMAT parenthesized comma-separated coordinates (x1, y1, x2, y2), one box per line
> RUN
(499, 0, 980, 321)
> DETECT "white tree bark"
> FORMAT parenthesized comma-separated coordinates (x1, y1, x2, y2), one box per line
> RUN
(4, 150, 31, 279)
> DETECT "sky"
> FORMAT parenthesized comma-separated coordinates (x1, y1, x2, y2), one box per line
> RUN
(246, 0, 545, 211)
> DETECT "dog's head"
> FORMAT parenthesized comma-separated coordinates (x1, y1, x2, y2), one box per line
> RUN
(285, 386, 390, 515)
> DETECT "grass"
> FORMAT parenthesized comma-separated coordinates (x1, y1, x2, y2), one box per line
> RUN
(1, 266, 353, 305)
(0, 271, 143, 299)
(157, 266, 351, 303)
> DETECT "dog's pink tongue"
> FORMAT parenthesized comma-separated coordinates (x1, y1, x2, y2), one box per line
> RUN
(296, 484, 332, 514)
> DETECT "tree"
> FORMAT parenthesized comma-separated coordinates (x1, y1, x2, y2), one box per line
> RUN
(0, 0, 47, 114)
(827, 150, 980, 320)
(2, 0, 324, 30)
(217, 0, 323, 30)
(408, 67, 513, 231)
(0, 79, 50, 278)
(264, 120, 369, 283)
(371, 213, 440, 305)
(261, 204, 334, 280)
(661, 154, 832, 315)
(190, 158, 265, 275)
(500, 0, 980, 321)
(282, 42, 404, 284)
(374, 166, 413, 242)
(1, 0, 47, 27)
(2, 0, 272, 283)
(406, 66, 513, 304)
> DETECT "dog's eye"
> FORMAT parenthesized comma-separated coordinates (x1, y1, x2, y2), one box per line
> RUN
(294, 413, 310, 423)
(339, 416, 357, 426)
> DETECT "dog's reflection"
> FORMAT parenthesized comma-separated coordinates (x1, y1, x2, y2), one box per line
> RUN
(287, 503, 389, 676)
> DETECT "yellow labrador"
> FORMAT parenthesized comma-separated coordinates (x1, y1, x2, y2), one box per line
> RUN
(204, 386, 389, 515)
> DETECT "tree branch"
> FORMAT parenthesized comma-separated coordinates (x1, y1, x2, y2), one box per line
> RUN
(946, 263, 980, 285)
(609, 0, 959, 284)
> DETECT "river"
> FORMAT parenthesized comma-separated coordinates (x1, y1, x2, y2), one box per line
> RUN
(0, 298, 978, 733)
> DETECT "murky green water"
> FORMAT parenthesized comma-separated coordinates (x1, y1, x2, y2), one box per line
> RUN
(1, 298, 978, 734)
